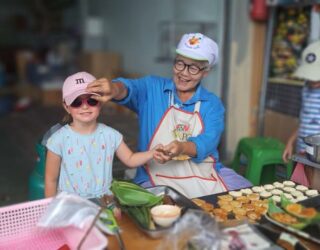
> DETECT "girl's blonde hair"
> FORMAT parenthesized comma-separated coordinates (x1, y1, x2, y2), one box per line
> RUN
(62, 112, 73, 125)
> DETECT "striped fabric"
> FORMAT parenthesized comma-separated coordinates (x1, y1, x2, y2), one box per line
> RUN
(297, 85, 320, 152)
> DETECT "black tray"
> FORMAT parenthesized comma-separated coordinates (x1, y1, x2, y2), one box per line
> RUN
(264, 195, 320, 245)
(199, 191, 320, 244)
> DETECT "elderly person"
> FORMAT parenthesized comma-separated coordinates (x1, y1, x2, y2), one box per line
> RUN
(87, 33, 251, 198)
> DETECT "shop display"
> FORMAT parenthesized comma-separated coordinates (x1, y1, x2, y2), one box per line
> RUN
(111, 181, 200, 238)
(270, 7, 311, 79)
(192, 180, 319, 224)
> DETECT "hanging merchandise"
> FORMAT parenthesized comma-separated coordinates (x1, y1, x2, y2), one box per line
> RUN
(270, 6, 311, 78)
(250, 0, 269, 22)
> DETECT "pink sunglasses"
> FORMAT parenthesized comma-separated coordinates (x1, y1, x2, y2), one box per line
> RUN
(70, 97, 99, 108)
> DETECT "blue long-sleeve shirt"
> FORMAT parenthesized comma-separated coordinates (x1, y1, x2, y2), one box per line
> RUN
(113, 75, 225, 184)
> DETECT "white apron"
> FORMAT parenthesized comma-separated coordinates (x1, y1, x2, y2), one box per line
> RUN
(146, 93, 227, 198)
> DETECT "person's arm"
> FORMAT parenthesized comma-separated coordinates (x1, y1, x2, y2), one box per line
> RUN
(155, 99, 224, 164)
(116, 140, 161, 168)
(86, 78, 128, 103)
(188, 103, 224, 162)
(45, 150, 61, 197)
(282, 128, 299, 162)
(166, 141, 197, 157)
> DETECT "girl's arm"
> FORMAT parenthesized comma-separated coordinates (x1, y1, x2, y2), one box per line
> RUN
(116, 141, 158, 168)
(45, 150, 61, 197)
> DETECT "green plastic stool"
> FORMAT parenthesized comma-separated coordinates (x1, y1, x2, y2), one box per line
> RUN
(28, 169, 45, 200)
(28, 124, 62, 200)
(231, 137, 293, 186)
(28, 142, 46, 200)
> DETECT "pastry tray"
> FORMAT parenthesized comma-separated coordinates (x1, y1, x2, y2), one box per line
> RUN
(124, 185, 200, 238)
(264, 195, 320, 244)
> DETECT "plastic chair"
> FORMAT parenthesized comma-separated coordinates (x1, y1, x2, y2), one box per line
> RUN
(28, 142, 46, 200)
(231, 137, 293, 185)
(28, 123, 62, 200)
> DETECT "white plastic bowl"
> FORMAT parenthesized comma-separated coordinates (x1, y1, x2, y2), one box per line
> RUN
(150, 204, 181, 227)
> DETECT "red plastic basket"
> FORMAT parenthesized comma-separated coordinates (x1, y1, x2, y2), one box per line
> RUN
(0, 198, 107, 250)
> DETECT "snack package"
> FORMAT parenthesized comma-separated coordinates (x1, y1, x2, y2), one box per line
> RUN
(158, 209, 221, 250)
(220, 223, 273, 250)
(37, 192, 100, 229)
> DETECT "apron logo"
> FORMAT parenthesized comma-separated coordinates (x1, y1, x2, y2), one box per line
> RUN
(173, 124, 192, 141)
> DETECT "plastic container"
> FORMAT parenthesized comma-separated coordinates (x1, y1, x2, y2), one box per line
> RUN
(304, 134, 320, 163)
(0, 198, 107, 249)
(150, 205, 181, 227)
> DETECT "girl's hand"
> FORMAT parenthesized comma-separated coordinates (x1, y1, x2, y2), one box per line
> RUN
(152, 144, 164, 152)
(154, 145, 171, 164)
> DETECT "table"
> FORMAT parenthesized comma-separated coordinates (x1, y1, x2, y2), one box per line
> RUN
(107, 214, 162, 250)
(106, 195, 320, 250)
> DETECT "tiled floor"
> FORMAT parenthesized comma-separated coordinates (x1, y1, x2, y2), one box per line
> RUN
(0, 103, 138, 207)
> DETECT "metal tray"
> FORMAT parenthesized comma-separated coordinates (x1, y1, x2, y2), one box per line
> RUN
(264, 195, 320, 245)
(292, 154, 320, 170)
(124, 185, 200, 238)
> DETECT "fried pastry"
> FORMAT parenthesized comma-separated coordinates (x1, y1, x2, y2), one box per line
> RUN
(229, 191, 242, 198)
(172, 154, 190, 160)
(218, 194, 233, 201)
(271, 212, 299, 225)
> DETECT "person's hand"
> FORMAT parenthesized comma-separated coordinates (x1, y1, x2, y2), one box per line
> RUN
(153, 141, 185, 164)
(86, 78, 114, 103)
(162, 140, 184, 158)
(282, 141, 294, 163)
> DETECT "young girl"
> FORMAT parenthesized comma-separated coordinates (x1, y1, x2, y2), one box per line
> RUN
(45, 71, 160, 198)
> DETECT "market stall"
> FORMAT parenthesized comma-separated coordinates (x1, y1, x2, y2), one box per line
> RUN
(258, 0, 316, 141)
(2, 180, 319, 250)
(105, 180, 320, 250)
(108, 188, 320, 249)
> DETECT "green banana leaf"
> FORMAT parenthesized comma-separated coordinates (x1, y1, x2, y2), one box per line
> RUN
(113, 187, 162, 206)
(124, 206, 151, 229)
(267, 199, 308, 230)
(111, 180, 163, 207)
(268, 198, 284, 214)
(280, 194, 291, 208)
(111, 180, 151, 193)
(280, 194, 320, 223)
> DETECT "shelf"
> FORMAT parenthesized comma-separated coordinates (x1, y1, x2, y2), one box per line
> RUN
(291, 154, 320, 170)
(268, 77, 304, 86)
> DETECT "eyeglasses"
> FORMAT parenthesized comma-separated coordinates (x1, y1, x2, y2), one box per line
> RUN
(174, 59, 207, 75)
(70, 97, 99, 108)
